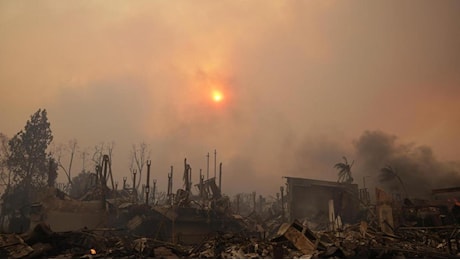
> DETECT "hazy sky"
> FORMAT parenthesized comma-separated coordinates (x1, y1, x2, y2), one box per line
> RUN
(1, 1, 459, 195)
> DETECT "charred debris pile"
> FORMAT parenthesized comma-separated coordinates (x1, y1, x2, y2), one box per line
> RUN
(2, 158, 460, 258)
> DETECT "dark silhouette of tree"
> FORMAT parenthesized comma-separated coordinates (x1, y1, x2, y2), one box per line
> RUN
(129, 142, 150, 190)
(1, 109, 54, 229)
(7, 109, 53, 192)
(334, 156, 354, 184)
(0, 133, 12, 193)
(55, 139, 78, 186)
(70, 170, 96, 199)
(380, 164, 408, 198)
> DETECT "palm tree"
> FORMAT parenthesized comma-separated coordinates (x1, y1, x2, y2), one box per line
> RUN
(334, 156, 354, 184)
(379, 165, 408, 198)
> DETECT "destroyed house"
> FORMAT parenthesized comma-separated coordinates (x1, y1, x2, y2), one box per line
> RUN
(285, 177, 360, 229)
(30, 187, 110, 232)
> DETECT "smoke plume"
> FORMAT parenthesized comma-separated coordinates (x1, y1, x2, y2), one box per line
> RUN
(353, 130, 460, 198)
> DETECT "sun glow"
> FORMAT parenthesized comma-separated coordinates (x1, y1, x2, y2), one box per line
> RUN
(212, 90, 223, 102)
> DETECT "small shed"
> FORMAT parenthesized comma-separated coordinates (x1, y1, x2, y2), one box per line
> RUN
(285, 177, 360, 229)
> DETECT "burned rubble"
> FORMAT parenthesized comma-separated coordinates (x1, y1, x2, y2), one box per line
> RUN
(2, 156, 460, 258)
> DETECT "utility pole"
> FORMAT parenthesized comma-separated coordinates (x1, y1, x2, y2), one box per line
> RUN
(132, 169, 137, 203)
(206, 152, 210, 180)
(214, 149, 217, 178)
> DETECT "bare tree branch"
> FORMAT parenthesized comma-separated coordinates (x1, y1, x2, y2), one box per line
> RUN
(54, 139, 78, 186)
(130, 142, 151, 190)
(89, 142, 115, 189)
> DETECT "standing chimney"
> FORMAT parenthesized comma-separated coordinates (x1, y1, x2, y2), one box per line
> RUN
(189, 167, 192, 191)
(103, 155, 109, 185)
(132, 169, 137, 202)
(168, 166, 173, 204)
(200, 173, 204, 202)
(206, 152, 210, 180)
(146, 160, 151, 205)
(219, 162, 222, 192)
(280, 186, 285, 222)
(184, 158, 191, 192)
(214, 149, 217, 178)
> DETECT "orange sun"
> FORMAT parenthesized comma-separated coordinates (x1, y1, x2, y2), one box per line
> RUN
(212, 90, 223, 102)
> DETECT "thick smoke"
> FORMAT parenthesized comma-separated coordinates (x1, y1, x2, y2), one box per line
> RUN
(353, 130, 460, 198)
(2, 1, 460, 199)
(291, 135, 348, 182)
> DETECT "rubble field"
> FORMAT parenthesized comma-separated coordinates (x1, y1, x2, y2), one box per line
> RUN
(1, 218, 460, 258)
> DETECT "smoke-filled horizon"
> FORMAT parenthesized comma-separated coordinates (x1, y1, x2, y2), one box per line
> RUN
(353, 131, 460, 199)
(1, 1, 460, 196)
